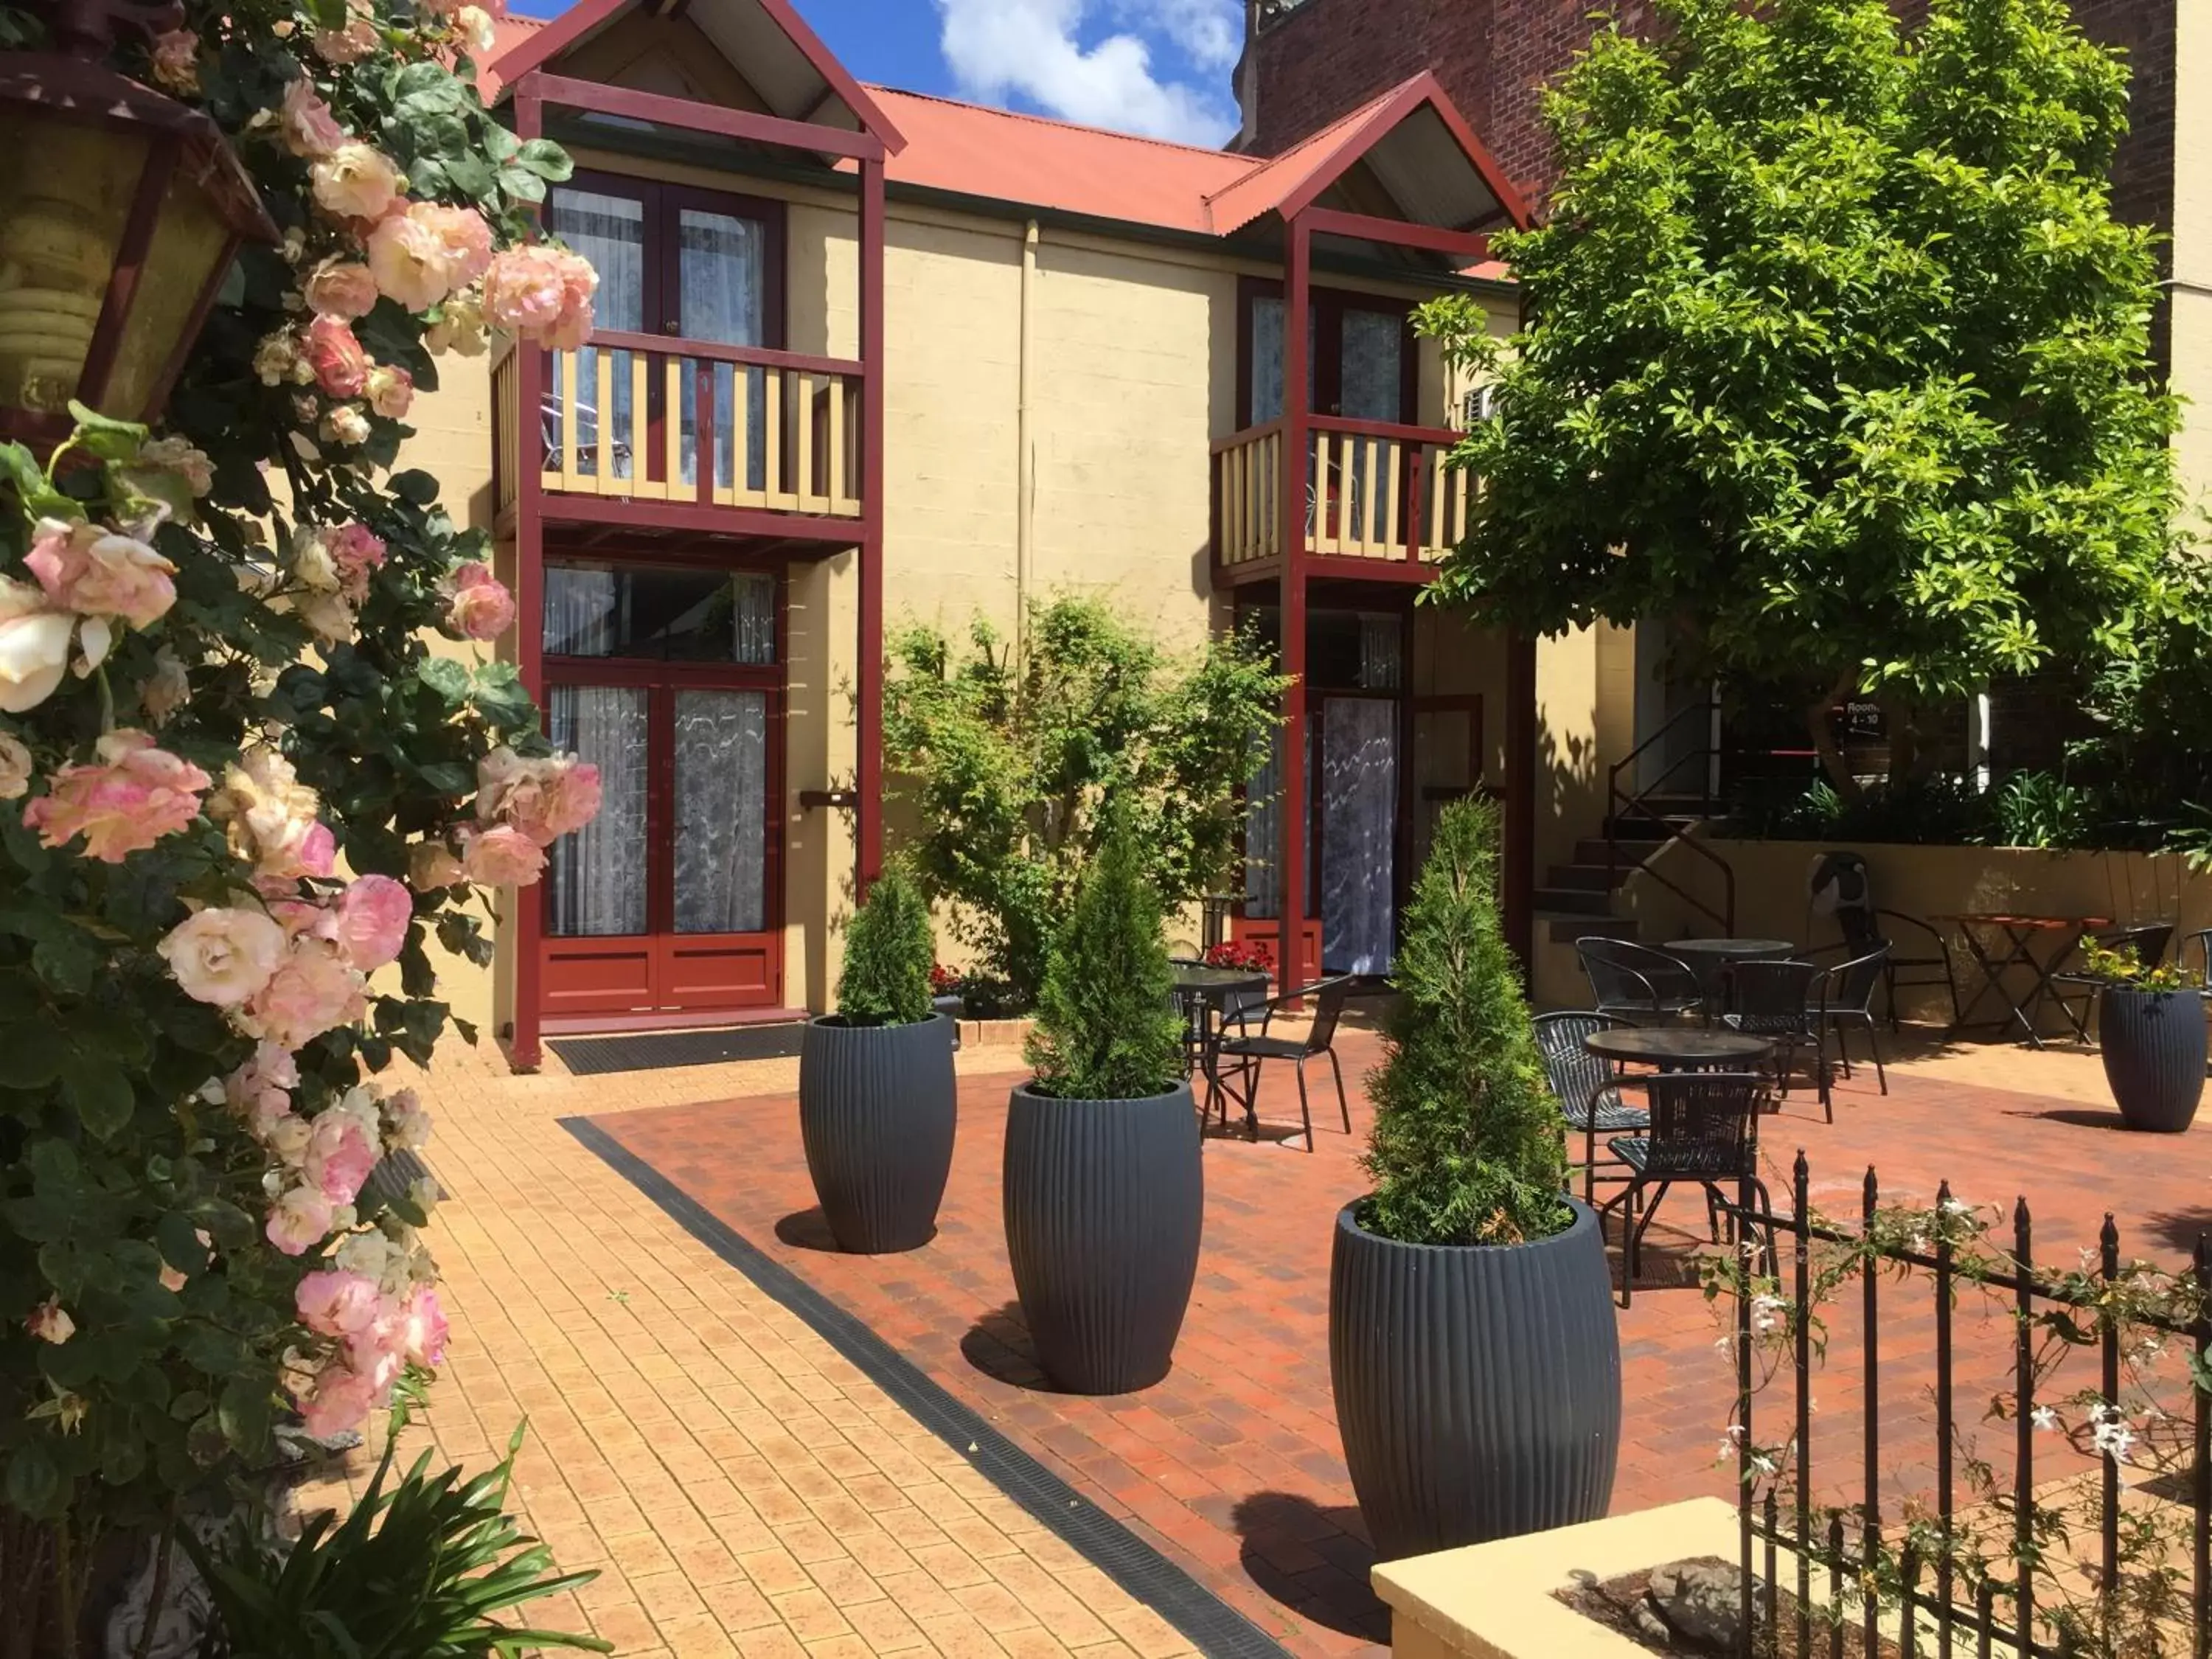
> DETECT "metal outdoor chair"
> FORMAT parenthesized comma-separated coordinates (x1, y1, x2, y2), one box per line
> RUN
(2048, 922, 2177, 1044)
(2189, 928, 2212, 984)
(1810, 945, 1891, 1097)
(1837, 905, 1957, 1032)
(1533, 1011, 1650, 1206)
(1597, 1071, 1775, 1307)
(1721, 957, 1830, 1119)
(1212, 974, 1359, 1152)
(1575, 938, 1702, 1023)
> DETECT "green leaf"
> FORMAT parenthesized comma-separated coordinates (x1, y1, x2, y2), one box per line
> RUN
(63, 401, 149, 460)
(418, 656, 471, 703)
(218, 1376, 273, 1458)
(515, 138, 574, 181)
(59, 1051, 134, 1140)
(0, 1020, 69, 1089)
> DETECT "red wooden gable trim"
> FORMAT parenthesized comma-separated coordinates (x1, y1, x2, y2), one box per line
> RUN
(487, 0, 906, 154)
(521, 71, 885, 161)
(1276, 71, 1531, 234)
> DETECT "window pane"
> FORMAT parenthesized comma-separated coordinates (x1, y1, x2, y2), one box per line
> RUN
(1340, 308, 1404, 422)
(678, 208, 767, 492)
(543, 565, 776, 664)
(546, 189, 646, 482)
(673, 689, 768, 934)
(546, 685, 649, 938)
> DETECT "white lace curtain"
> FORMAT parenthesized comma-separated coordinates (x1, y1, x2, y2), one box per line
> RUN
(677, 208, 765, 492)
(547, 188, 644, 482)
(1321, 697, 1397, 974)
(673, 690, 767, 934)
(547, 686, 648, 938)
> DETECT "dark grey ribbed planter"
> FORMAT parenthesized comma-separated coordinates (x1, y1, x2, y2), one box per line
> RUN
(2100, 987, 2208, 1133)
(799, 1014, 958, 1253)
(1329, 1198, 1621, 1561)
(1003, 1081, 1202, 1394)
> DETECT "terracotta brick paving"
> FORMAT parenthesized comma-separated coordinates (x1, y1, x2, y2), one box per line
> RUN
(589, 1033, 2212, 1659)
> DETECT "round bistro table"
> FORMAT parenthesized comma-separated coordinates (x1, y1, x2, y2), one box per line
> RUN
(1581, 1026, 1775, 1072)
(1665, 937, 1798, 1009)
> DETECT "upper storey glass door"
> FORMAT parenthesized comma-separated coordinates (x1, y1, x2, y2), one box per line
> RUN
(1245, 291, 1414, 426)
(543, 176, 782, 491)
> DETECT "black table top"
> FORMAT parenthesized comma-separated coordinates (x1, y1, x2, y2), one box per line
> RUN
(1170, 964, 1270, 995)
(1582, 1026, 1775, 1065)
(1665, 937, 1797, 958)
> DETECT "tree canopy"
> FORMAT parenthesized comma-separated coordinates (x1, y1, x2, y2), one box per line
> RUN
(1420, 0, 2181, 791)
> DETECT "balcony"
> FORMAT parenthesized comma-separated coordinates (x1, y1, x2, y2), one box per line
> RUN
(1211, 416, 1472, 580)
(493, 330, 865, 538)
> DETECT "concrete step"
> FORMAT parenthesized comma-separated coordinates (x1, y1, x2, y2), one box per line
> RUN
(1544, 911, 1638, 945)
(1544, 862, 1630, 892)
(1604, 813, 1708, 843)
(1534, 886, 1615, 917)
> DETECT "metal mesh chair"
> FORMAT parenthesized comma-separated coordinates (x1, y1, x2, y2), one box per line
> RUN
(1811, 945, 1891, 1096)
(1838, 905, 1957, 1032)
(1213, 974, 1358, 1151)
(1597, 1070, 1774, 1307)
(1534, 1011, 1649, 1206)
(2049, 923, 2176, 1043)
(1721, 957, 1829, 1119)
(1575, 938, 1702, 1023)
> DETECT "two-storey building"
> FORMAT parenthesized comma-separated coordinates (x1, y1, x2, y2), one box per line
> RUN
(406, 0, 1632, 1065)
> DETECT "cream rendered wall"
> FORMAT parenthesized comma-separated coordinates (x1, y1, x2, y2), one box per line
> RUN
(2174, 0, 2212, 513)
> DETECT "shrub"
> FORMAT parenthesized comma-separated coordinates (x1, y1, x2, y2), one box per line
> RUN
(1024, 822, 1186, 1101)
(884, 596, 1289, 1006)
(836, 864, 937, 1026)
(187, 1415, 609, 1657)
(1361, 796, 1568, 1246)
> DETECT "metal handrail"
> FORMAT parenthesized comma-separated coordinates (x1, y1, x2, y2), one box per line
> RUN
(1606, 700, 1735, 935)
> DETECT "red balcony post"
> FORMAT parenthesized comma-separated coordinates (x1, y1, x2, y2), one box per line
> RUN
(512, 84, 546, 1071)
(855, 155, 886, 895)
(1277, 210, 1312, 992)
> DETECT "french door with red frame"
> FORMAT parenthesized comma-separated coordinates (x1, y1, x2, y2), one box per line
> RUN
(538, 558, 785, 1020)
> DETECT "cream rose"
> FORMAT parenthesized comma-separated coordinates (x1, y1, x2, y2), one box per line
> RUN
(159, 908, 288, 1008)
(310, 143, 401, 222)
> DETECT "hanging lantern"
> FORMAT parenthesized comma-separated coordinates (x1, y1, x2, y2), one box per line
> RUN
(0, 0, 276, 451)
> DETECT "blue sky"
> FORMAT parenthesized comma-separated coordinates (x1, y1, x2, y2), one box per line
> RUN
(505, 0, 1248, 146)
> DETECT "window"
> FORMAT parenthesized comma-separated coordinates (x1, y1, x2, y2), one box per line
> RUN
(544, 564, 776, 664)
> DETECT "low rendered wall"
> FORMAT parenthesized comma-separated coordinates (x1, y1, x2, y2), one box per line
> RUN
(1618, 838, 2208, 1027)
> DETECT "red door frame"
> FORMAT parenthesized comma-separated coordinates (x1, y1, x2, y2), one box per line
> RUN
(537, 562, 789, 1023)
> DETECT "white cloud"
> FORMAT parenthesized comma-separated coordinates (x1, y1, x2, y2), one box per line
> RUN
(936, 0, 1241, 146)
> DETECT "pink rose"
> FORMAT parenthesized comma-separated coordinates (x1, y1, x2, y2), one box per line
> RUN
(305, 1110, 378, 1206)
(244, 943, 368, 1048)
(296, 1361, 380, 1436)
(150, 29, 198, 92)
(25, 517, 177, 629)
(303, 316, 367, 399)
(407, 840, 465, 891)
(539, 759, 602, 841)
(442, 560, 515, 641)
(364, 364, 413, 419)
(224, 1040, 298, 1134)
(367, 203, 490, 314)
(398, 1287, 448, 1366)
(159, 907, 288, 1007)
(482, 245, 597, 349)
(299, 821, 338, 879)
(209, 748, 327, 880)
(26, 1298, 73, 1345)
(281, 77, 347, 159)
(296, 1269, 383, 1338)
(264, 1186, 334, 1256)
(327, 523, 386, 600)
(335, 874, 411, 972)
(0, 577, 73, 714)
(26, 730, 209, 862)
(460, 823, 545, 887)
(305, 260, 378, 321)
(309, 143, 399, 222)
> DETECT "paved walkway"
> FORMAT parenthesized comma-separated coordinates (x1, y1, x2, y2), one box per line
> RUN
(298, 1037, 1203, 1659)
(295, 1023, 2212, 1659)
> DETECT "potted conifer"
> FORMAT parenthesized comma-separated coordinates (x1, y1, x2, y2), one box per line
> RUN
(1004, 822, 1203, 1394)
(2084, 940, 2208, 1133)
(1329, 796, 1621, 1560)
(800, 863, 959, 1252)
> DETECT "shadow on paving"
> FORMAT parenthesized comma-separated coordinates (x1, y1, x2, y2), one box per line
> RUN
(1230, 1492, 1385, 1643)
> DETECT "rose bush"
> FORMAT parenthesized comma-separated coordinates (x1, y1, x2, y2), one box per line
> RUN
(0, 0, 604, 1641)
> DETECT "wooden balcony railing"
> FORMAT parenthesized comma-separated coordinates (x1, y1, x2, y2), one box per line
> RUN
(499, 330, 863, 519)
(1212, 416, 1472, 568)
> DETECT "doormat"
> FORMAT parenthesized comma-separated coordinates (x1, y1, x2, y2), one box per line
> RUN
(548, 1021, 809, 1076)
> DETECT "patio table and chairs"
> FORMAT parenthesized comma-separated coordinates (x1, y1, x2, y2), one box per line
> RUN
(1936, 912, 2110, 1049)
(1594, 1069, 1777, 1307)
(1666, 936, 1795, 1008)
(2047, 922, 2177, 1043)
(1575, 937, 1704, 1023)
(1208, 973, 1360, 1151)
(1169, 961, 1270, 1123)
(1534, 1011, 1650, 1206)
(1719, 956, 1832, 1119)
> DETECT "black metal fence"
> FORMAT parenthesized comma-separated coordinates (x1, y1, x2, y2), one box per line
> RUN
(1722, 1154, 2211, 1658)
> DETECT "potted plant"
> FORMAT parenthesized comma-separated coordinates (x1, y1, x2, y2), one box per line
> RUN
(2082, 939, 2207, 1133)
(799, 863, 959, 1252)
(1329, 796, 1621, 1560)
(1004, 822, 1202, 1394)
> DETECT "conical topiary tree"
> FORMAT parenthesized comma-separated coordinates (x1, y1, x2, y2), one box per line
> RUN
(1025, 820, 1186, 1100)
(1362, 796, 1568, 1245)
(836, 863, 937, 1026)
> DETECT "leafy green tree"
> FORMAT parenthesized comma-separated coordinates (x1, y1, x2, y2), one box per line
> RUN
(883, 596, 1288, 1004)
(1419, 0, 2180, 796)
(1362, 796, 1567, 1245)
(1024, 822, 1186, 1102)
(835, 863, 937, 1026)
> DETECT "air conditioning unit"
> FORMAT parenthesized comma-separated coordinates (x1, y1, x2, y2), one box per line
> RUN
(1463, 383, 1499, 426)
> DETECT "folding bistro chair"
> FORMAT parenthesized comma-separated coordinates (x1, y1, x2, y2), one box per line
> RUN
(1212, 974, 1359, 1151)
(1720, 957, 1830, 1119)
(1597, 1070, 1775, 1307)
(1534, 1011, 1649, 1206)
(1810, 945, 1891, 1096)
(2048, 922, 2176, 1043)
(1575, 938, 1703, 1023)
